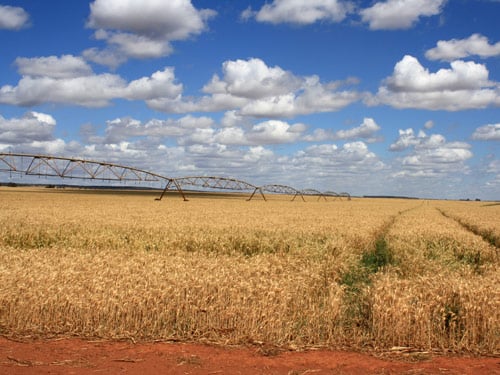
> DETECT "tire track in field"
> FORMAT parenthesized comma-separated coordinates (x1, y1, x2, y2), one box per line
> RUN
(340, 203, 422, 286)
(340, 203, 497, 348)
(437, 208, 500, 249)
(369, 203, 424, 255)
(338, 203, 422, 332)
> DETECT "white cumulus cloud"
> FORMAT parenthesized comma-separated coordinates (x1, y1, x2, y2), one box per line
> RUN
(85, 0, 216, 66)
(0, 112, 72, 157)
(0, 5, 30, 30)
(334, 118, 381, 142)
(390, 128, 473, 177)
(360, 0, 446, 30)
(471, 124, 500, 141)
(0, 55, 182, 107)
(203, 58, 302, 99)
(371, 55, 500, 110)
(304, 117, 382, 142)
(425, 34, 500, 61)
(242, 0, 353, 25)
(0, 112, 56, 144)
(15, 55, 93, 79)
(246, 120, 305, 144)
(96, 115, 215, 144)
(150, 58, 360, 116)
(292, 141, 385, 177)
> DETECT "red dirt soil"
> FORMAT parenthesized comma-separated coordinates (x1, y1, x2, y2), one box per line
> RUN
(0, 337, 498, 374)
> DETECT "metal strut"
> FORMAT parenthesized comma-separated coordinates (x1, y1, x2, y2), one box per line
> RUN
(247, 187, 267, 201)
(155, 179, 188, 201)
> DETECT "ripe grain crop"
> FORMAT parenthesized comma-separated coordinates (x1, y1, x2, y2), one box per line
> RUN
(0, 188, 498, 354)
(386, 204, 498, 276)
(373, 204, 499, 352)
(435, 201, 500, 247)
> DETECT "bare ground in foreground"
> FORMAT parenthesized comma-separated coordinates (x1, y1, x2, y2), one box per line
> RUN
(0, 338, 498, 375)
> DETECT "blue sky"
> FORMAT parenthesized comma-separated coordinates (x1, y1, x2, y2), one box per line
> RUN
(0, 0, 499, 199)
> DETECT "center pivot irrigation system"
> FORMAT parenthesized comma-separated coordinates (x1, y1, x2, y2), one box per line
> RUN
(0, 153, 350, 201)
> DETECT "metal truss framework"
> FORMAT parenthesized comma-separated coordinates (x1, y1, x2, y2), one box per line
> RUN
(324, 191, 352, 200)
(301, 189, 327, 201)
(156, 176, 258, 201)
(0, 153, 350, 201)
(0, 152, 166, 182)
(0, 152, 188, 200)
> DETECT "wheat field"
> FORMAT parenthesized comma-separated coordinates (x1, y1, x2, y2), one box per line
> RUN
(0, 187, 498, 354)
